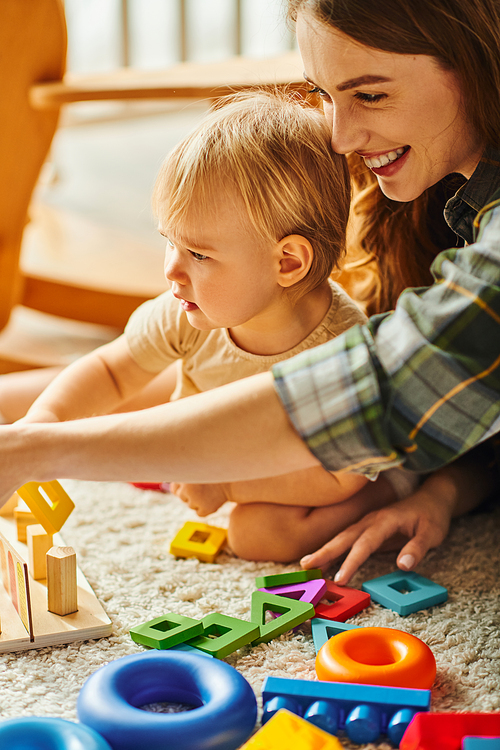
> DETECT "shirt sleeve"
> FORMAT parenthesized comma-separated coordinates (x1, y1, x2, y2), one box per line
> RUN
(272, 202, 500, 475)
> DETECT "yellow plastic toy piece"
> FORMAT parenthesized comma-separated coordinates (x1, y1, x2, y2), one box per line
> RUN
(169, 522, 227, 563)
(15, 481, 75, 535)
(240, 710, 344, 749)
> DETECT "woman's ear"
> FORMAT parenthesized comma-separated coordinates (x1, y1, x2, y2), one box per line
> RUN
(276, 235, 313, 288)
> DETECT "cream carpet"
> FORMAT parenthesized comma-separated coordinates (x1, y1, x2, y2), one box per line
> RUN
(0, 479, 498, 749)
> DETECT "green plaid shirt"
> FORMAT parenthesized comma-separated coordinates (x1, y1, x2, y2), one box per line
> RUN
(273, 149, 500, 475)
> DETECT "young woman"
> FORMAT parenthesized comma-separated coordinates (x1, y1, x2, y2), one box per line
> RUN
(1, 0, 499, 583)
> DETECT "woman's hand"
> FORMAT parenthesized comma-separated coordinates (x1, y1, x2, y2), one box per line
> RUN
(301, 488, 453, 584)
(300, 453, 495, 585)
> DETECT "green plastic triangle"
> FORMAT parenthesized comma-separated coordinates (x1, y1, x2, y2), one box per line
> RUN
(251, 591, 314, 644)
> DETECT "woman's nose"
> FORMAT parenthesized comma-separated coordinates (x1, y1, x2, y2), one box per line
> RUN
(327, 102, 369, 155)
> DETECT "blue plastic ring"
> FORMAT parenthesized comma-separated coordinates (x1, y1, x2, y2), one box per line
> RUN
(77, 650, 257, 750)
(0, 717, 112, 749)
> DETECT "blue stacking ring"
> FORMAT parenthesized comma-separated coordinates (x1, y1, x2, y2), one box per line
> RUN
(0, 717, 112, 749)
(77, 650, 258, 750)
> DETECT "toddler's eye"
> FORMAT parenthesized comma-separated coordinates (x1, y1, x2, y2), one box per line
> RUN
(190, 251, 208, 261)
(166, 238, 175, 248)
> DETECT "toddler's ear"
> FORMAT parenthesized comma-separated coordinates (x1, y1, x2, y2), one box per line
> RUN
(276, 235, 313, 288)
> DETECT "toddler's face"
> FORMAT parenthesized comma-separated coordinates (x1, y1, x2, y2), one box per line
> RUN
(161, 191, 282, 334)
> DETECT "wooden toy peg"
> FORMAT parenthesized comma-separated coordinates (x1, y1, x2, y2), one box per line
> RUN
(47, 546, 78, 616)
(27, 524, 54, 580)
(14, 502, 38, 543)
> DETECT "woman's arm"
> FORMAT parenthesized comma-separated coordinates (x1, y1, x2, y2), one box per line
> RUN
(0, 372, 318, 507)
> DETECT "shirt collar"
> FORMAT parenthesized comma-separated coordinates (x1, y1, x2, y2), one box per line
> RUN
(444, 145, 500, 244)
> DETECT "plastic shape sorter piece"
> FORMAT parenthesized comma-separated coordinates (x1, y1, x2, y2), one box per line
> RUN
(255, 569, 322, 589)
(129, 613, 204, 650)
(362, 570, 447, 616)
(186, 612, 260, 658)
(316, 626, 436, 690)
(314, 580, 371, 621)
(262, 676, 430, 747)
(250, 591, 315, 644)
(311, 617, 361, 653)
(169, 521, 227, 563)
(15, 481, 75, 535)
(463, 740, 500, 750)
(259, 579, 327, 615)
(240, 709, 343, 750)
(401, 713, 500, 750)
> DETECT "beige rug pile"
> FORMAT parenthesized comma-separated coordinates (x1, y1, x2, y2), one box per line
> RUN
(0, 479, 498, 748)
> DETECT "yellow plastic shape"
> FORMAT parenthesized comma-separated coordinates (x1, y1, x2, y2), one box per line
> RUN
(15, 481, 75, 535)
(169, 522, 227, 563)
(240, 710, 343, 750)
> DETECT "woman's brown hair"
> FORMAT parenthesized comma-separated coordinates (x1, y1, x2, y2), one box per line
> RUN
(288, 0, 500, 313)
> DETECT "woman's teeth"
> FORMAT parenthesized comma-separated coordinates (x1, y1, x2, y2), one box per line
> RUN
(364, 147, 407, 169)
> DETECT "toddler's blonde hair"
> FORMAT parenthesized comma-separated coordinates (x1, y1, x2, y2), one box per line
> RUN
(152, 89, 351, 298)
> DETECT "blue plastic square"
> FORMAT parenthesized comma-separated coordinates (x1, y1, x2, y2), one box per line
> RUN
(463, 739, 500, 749)
(362, 570, 447, 615)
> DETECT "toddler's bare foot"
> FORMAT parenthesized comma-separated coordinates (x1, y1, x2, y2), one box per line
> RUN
(170, 482, 230, 517)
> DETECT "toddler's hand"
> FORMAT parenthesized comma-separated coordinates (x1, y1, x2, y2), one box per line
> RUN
(169, 482, 230, 517)
(301, 487, 453, 585)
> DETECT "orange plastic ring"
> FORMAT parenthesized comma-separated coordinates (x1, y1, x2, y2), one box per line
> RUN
(316, 626, 436, 689)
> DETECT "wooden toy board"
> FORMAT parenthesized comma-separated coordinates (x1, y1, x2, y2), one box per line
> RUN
(0, 516, 112, 653)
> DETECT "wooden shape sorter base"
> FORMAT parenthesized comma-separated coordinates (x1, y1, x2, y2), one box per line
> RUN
(0, 516, 111, 653)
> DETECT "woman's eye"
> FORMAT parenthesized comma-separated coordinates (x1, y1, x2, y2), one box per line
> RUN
(355, 92, 386, 104)
(308, 86, 331, 102)
(190, 251, 208, 261)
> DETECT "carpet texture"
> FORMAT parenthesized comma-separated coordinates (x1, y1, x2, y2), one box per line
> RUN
(0, 479, 498, 748)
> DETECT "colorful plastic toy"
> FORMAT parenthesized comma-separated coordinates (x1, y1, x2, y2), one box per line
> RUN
(262, 675, 430, 746)
(169, 521, 227, 563)
(129, 612, 204, 650)
(316, 626, 436, 689)
(259, 579, 327, 614)
(186, 612, 260, 658)
(240, 709, 343, 749)
(463, 740, 500, 750)
(255, 569, 322, 588)
(311, 617, 361, 653)
(362, 571, 447, 615)
(77, 650, 257, 750)
(0, 717, 111, 749)
(172, 642, 213, 657)
(314, 581, 371, 621)
(400, 713, 500, 750)
(251, 591, 314, 644)
(15, 480, 75, 535)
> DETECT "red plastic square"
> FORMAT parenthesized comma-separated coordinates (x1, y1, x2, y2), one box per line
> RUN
(400, 713, 500, 750)
(314, 581, 371, 621)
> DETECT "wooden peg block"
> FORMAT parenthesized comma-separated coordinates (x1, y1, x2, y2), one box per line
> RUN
(27, 524, 54, 580)
(47, 546, 78, 616)
(0, 493, 20, 517)
(14, 502, 38, 543)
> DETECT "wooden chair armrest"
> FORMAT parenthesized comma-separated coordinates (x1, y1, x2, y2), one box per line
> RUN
(30, 51, 306, 109)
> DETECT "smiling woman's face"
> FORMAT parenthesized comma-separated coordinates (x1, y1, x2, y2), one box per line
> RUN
(296, 11, 484, 202)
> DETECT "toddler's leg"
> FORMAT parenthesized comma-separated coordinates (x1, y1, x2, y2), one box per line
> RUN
(228, 474, 398, 563)
(0, 366, 63, 423)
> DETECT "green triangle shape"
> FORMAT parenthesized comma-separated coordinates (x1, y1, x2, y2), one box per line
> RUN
(251, 591, 314, 644)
